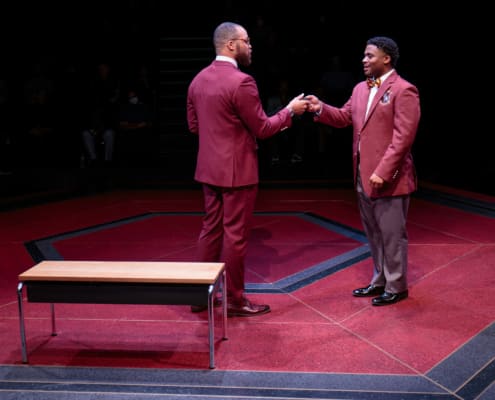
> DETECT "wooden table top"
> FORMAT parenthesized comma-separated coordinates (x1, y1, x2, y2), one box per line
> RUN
(19, 261, 225, 284)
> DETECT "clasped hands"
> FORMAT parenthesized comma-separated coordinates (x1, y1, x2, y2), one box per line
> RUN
(286, 94, 322, 116)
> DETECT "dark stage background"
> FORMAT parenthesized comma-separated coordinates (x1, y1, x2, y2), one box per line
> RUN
(0, 2, 492, 204)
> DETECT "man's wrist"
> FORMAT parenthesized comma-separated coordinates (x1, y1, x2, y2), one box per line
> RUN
(286, 106, 294, 118)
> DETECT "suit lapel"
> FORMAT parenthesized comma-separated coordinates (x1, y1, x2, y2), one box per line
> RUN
(365, 85, 385, 122)
(363, 71, 397, 125)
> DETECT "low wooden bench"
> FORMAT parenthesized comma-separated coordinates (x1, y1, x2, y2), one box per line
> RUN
(17, 260, 227, 369)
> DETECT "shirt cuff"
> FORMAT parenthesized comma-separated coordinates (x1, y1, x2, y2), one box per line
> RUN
(314, 102, 323, 117)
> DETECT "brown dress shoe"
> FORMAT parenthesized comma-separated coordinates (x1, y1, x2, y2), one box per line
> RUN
(227, 297, 271, 317)
(190, 297, 222, 313)
(352, 284, 385, 297)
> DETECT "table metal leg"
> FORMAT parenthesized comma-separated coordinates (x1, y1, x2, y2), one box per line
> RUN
(207, 285, 215, 368)
(17, 282, 28, 363)
(222, 270, 227, 340)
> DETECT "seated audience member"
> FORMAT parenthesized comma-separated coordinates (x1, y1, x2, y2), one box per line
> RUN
(117, 88, 153, 165)
(81, 107, 116, 167)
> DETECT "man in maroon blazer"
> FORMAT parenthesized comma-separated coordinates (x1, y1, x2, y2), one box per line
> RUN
(187, 21, 308, 316)
(306, 36, 421, 306)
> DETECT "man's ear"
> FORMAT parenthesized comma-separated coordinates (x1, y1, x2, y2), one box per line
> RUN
(226, 40, 236, 53)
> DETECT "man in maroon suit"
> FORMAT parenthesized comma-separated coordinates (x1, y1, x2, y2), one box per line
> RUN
(306, 36, 421, 306)
(187, 21, 308, 317)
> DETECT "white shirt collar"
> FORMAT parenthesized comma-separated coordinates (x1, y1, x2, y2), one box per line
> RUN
(379, 69, 394, 83)
(216, 55, 238, 68)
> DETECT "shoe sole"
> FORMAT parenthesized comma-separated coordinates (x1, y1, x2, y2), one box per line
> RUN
(353, 292, 384, 297)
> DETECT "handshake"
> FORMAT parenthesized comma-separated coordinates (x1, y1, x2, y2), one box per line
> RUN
(286, 93, 322, 116)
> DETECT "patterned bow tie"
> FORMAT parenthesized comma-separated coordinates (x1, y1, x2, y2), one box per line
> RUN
(367, 77, 381, 88)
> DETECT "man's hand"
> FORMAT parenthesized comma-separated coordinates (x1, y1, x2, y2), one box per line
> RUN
(286, 93, 309, 116)
(369, 173, 384, 189)
(303, 94, 322, 114)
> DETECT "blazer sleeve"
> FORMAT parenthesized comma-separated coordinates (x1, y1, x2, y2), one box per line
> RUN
(233, 75, 292, 139)
(186, 85, 198, 135)
(316, 100, 353, 127)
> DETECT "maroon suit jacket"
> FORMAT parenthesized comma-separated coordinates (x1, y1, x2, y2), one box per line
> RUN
(316, 70, 421, 198)
(187, 60, 292, 187)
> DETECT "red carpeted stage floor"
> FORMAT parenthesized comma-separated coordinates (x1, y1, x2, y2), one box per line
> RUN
(0, 183, 494, 399)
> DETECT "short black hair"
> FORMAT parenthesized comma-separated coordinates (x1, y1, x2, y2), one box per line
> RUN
(213, 21, 242, 52)
(367, 36, 399, 67)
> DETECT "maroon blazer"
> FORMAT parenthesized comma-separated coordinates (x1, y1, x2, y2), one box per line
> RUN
(316, 71, 421, 198)
(187, 60, 292, 187)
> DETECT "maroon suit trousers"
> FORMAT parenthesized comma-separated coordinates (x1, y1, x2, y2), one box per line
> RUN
(197, 183, 258, 302)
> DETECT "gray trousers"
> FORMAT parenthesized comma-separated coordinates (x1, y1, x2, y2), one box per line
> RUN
(356, 172, 410, 293)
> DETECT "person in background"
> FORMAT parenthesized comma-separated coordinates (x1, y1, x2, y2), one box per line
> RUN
(117, 87, 154, 166)
(187, 21, 308, 317)
(81, 108, 116, 167)
(306, 36, 421, 306)
(81, 62, 120, 167)
(119, 88, 152, 132)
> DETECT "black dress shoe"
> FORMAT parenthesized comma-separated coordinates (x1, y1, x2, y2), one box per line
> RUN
(227, 297, 271, 317)
(372, 290, 408, 306)
(190, 297, 222, 313)
(352, 285, 385, 297)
